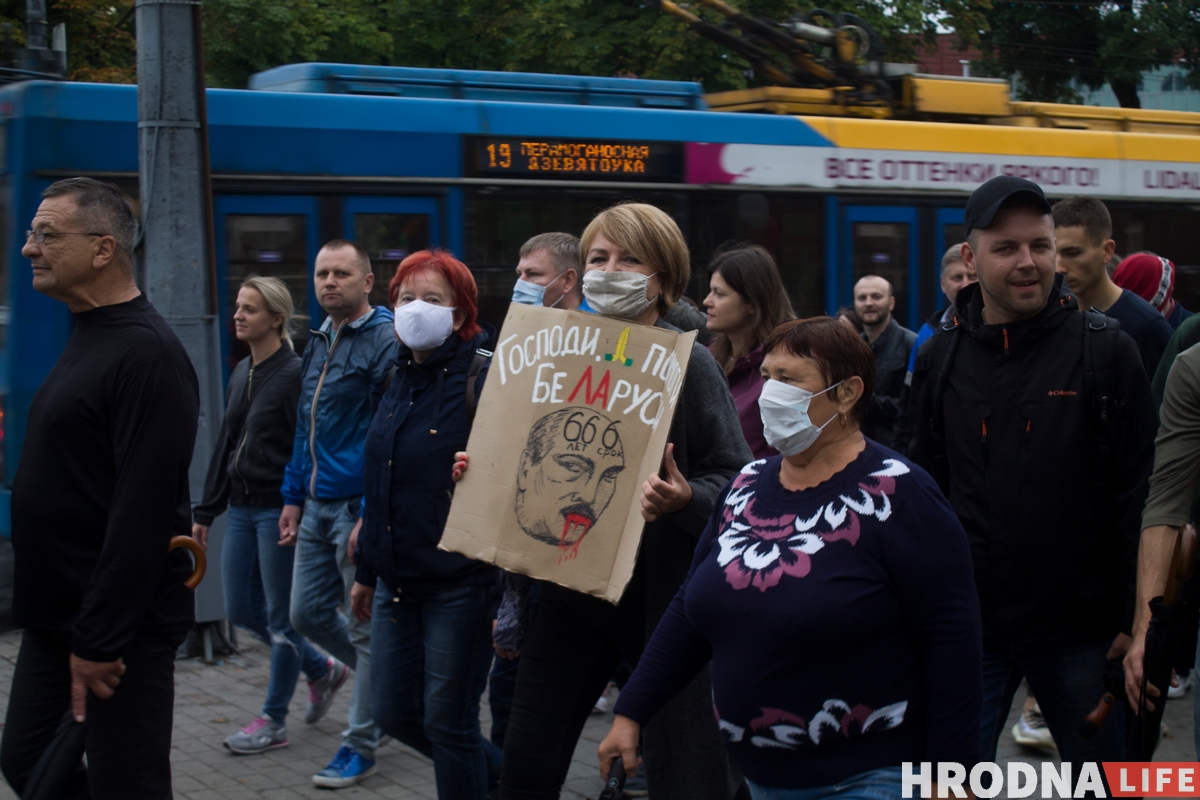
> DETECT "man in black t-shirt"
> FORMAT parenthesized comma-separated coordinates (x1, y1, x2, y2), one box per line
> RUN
(0, 178, 199, 800)
(1054, 196, 1173, 378)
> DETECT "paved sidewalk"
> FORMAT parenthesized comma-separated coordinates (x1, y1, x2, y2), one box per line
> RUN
(0, 631, 611, 800)
(0, 628, 1193, 799)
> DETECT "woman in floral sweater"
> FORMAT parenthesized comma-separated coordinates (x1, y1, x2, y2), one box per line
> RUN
(600, 317, 983, 799)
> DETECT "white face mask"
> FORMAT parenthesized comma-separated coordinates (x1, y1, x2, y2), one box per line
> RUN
(758, 378, 845, 457)
(583, 270, 659, 319)
(394, 300, 456, 352)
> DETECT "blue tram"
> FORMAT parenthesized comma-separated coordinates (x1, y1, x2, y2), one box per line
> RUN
(0, 62, 1197, 532)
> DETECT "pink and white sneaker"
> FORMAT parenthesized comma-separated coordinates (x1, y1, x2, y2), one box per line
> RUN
(223, 716, 288, 754)
(304, 657, 350, 724)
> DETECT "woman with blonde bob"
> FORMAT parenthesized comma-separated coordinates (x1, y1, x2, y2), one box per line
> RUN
(457, 203, 753, 800)
(194, 276, 342, 755)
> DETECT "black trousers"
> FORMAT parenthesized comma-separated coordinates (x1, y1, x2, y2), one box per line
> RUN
(500, 582, 741, 800)
(0, 628, 184, 800)
(500, 584, 645, 800)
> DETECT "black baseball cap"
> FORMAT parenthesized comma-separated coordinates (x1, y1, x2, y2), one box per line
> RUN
(963, 176, 1052, 236)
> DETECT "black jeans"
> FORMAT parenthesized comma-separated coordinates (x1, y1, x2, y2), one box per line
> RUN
(488, 652, 519, 747)
(500, 584, 646, 800)
(1, 628, 184, 800)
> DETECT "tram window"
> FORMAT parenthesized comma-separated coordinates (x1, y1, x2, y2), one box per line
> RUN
(474, 267, 520, 334)
(691, 193, 825, 319)
(354, 214, 430, 308)
(466, 190, 681, 331)
(943, 224, 965, 256)
(225, 215, 311, 364)
(851, 223, 909, 325)
(1109, 205, 1200, 315)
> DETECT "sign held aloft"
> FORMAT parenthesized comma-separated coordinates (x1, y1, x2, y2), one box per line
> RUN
(439, 305, 696, 602)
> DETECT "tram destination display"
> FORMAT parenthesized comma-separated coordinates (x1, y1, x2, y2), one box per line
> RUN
(466, 136, 683, 182)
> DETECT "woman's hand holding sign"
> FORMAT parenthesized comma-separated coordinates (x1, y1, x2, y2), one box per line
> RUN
(452, 451, 469, 481)
(641, 443, 692, 522)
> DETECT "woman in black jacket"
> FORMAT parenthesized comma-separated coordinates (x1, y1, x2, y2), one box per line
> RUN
(193, 276, 343, 755)
(457, 203, 754, 800)
(348, 250, 499, 800)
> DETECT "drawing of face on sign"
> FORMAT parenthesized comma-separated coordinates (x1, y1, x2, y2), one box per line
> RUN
(514, 406, 626, 562)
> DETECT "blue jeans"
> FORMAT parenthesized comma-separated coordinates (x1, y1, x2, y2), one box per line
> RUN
(1193, 622, 1200, 756)
(223, 506, 328, 725)
(290, 497, 380, 756)
(980, 637, 1124, 767)
(746, 767, 904, 800)
(371, 581, 501, 800)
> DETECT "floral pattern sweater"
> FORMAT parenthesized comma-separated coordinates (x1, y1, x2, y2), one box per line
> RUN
(613, 442, 982, 789)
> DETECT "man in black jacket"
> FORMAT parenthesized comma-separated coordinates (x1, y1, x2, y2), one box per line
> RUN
(908, 176, 1157, 767)
(853, 274, 916, 447)
(0, 178, 199, 798)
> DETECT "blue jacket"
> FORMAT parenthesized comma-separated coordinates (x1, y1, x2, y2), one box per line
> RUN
(356, 326, 497, 595)
(281, 307, 400, 505)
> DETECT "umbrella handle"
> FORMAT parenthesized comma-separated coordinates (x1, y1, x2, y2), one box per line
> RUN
(599, 756, 626, 800)
(168, 536, 206, 590)
(1079, 691, 1114, 739)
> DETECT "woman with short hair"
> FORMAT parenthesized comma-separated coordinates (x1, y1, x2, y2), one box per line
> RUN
(600, 317, 982, 800)
(471, 202, 754, 800)
(350, 250, 500, 800)
(194, 276, 344, 755)
(703, 243, 795, 458)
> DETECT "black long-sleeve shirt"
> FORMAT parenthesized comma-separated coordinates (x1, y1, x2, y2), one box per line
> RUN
(193, 347, 302, 525)
(12, 294, 199, 662)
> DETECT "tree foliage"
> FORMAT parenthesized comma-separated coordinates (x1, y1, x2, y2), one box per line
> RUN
(202, 0, 391, 89)
(197, 0, 989, 92)
(0, 0, 137, 82)
(977, 1, 1200, 108)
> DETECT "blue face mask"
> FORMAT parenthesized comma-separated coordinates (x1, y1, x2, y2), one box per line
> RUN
(512, 272, 567, 307)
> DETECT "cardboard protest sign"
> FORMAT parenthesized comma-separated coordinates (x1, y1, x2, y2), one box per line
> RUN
(439, 305, 696, 602)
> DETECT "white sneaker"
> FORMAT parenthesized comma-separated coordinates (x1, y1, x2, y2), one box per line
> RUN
(1169, 670, 1194, 699)
(1011, 703, 1056, 752)
(592, 681, 616, 715)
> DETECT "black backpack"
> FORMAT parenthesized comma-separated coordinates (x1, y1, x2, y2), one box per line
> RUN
(924, 308, 1120, 490)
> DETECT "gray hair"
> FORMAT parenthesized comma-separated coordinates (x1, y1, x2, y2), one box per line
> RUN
(520, 232, 579, 277)
(41, 178, 137, 269)
(241, 275, 296, 349)
(940, 243, 965, 276)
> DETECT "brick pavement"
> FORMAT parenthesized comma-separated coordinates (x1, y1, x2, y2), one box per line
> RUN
(0, 629, 1193, 799)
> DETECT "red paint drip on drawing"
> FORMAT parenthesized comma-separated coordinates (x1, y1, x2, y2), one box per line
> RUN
(558, 513, 593, 563)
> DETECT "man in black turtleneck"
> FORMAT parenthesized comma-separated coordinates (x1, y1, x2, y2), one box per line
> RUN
(0, 178, 199, 800)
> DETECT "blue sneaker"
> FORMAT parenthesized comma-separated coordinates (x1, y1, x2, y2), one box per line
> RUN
(311, 745, 377, 788)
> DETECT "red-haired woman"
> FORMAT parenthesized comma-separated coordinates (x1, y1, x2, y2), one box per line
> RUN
(348, 250, 500, 800)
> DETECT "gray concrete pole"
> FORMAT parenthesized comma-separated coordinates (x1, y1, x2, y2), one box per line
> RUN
(136, 0, 227, 627)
